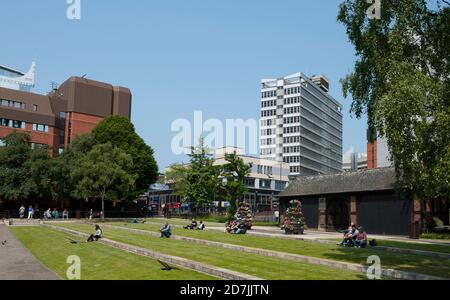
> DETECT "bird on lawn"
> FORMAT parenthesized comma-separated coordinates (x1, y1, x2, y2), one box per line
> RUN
(157, 260, 179, 271)
(66, 238, 79, 244)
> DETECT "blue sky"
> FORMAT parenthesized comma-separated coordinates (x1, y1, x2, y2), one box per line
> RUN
(1, 0, 367, 170)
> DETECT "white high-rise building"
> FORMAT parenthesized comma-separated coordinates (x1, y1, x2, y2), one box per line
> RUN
(260, 73, 343, 177)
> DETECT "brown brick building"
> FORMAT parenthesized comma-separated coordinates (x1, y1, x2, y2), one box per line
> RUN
(0, 76, 131, 155)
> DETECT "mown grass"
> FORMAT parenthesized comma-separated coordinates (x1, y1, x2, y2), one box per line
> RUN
(104, 222, 450, 278)
(10, 226, 215, 280)
(55, 223, 367, 280)
(141, 218, 450, 254)
(421, 232, 450, 240)
(376, 240, 450, 254)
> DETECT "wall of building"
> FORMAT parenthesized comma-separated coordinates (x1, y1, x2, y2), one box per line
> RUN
(280, 192, 414, 236)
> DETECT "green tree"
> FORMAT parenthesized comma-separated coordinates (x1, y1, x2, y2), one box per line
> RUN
(183, 138, 221, 209)
(47, 134, 95, 206)
(92, 116, 158, 196)
(338, 0, 450, 200)
(70, 143, 136, 218)
(0, 131, 51, 203)
(220, 152, 252, 217)
(165, 163, 189, 199)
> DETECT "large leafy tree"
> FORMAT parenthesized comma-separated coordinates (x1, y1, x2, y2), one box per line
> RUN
(70, 143, 136, 218)
(48, 134, 95, 205)
(0, 131, 51, 203)
(220, 152, 252, 216)
(338, 0, 450, 200)
(92, 116, 158, 196)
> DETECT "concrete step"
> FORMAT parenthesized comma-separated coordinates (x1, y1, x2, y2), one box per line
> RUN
(6, 219, 41, 226)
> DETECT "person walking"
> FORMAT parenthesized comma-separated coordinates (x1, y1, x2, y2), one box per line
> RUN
(62, 209, 69, 220)
(27, 206, 34, 219)
(19, 205, 25, 219)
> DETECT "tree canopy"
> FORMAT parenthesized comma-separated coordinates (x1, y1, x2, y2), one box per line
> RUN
(0, 131, 51, 202)
(221, 152, 252, 216)
(92, 116, 158, 196)
(338, 0, 450, 199)
(70, 143, 136, 217)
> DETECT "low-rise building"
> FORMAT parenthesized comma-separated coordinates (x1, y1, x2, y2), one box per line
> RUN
(149, 147, 291, 213)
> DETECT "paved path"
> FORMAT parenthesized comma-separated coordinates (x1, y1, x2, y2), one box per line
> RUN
(0, 225, 60, 280)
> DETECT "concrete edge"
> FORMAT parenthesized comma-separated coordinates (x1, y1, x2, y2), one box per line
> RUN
(42, 224, 262, 281)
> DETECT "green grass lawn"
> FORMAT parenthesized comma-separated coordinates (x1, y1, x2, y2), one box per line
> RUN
(10, 227, 215, 280)
(104, 222, 450, 278)
(420, 232, 450, 240)
(55, 223, 366, 280)
(375, 240, 450, 254)
(144, 218, 225, 227)
(325, 238, 450, 254)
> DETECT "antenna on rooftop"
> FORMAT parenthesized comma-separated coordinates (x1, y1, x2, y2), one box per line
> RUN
(51, 81, 59, 91)
(81, 74, 87, 79)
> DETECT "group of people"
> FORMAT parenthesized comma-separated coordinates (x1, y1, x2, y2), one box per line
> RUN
(44, 208, 69, 220)
(19, 205, 69, 220)
(183, 219, 205, 230)
(339, 222, 368, 248)
(225, 220, 247, 234)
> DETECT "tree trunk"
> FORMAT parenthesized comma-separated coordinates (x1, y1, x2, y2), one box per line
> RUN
(101, 196, 105, 220)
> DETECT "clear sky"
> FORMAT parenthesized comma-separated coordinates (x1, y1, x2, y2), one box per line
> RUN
(1, 0, 368, 170)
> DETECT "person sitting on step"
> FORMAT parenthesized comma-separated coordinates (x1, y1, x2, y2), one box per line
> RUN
(183, 219, 198, 230)
(87, 225, 102, 242)
(197, 221, 206, 230)
(160, 223, 172, 238)
(355, 227, 368, 248)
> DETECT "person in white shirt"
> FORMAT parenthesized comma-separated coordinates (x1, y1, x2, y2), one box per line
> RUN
(197, 221, 206, 230)
(87, 225, 102, 242)
(274, 210, 280, 223)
